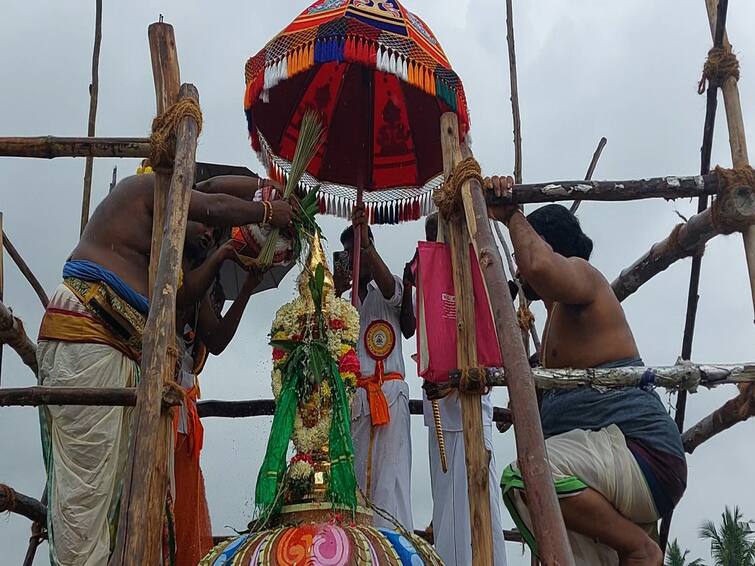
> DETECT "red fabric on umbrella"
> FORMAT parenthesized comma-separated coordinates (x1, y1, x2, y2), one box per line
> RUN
(243, 0, 471, 223)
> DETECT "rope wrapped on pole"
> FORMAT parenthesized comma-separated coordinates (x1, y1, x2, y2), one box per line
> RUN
(612, 167, 755, 302)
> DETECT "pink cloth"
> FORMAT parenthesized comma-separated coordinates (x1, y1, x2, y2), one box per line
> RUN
(416, 241, 502, 383)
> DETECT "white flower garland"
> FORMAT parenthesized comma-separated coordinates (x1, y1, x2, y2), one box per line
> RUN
(270, 292, 360, 464)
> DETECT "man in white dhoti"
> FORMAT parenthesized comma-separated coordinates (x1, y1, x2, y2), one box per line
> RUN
(336, 204, 413, 532)
(408, 212, 507, 565)
(487, 177, 686, 566)
(37, 173, 291, 565)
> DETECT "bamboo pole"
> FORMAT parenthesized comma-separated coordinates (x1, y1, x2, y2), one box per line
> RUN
(109, 166, 118, 193)
(0, 386, 136, 407)
(611, 185, 755, 302)
(0, 212, 4, 385)
(0, 390, 515, 425)
(1, 229, 49, 308)
(704, 0, 755, 321)
(570, 137, 608, 214)
(439, 115, 494, 566)
(0, 385, 184, 408)
(110, 82, 200, 566)
(487, 174, 719, 205)
(0, 301, 37, 375)
(659, 0, 729, 549)
(80, 0, 103, 236)
(682, 391, 755, 453)
(505, 0, 522, 185)
(440, 363, 755, 391)
(22, 521, 46, 566)
(444, 113, 575, 564)
(147, 22, 181, 294)
(0, 136, 150, 159)
(0, 485, 47, 524)
(493, 220, 540, 353)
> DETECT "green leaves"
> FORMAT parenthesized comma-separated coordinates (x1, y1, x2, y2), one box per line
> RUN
(700, 506, 755, 566)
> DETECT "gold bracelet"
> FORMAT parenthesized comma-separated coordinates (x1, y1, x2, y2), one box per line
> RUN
(261, 201, 272, 225)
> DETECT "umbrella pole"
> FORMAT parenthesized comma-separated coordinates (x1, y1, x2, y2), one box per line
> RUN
(351, 188, 364, 307)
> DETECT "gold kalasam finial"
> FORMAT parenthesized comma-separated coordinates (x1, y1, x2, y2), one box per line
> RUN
(297, 232, 334, 308)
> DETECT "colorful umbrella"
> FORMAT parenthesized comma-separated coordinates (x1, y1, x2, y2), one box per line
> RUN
(243, 0, 470, 224)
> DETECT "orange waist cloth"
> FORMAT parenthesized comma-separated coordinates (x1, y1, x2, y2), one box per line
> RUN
(357, 360, 403, 426)
(172, 385, 204, 460)
(173, 433, 212, 566)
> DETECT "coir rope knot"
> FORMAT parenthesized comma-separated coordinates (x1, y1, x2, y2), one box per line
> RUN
(433, 157, 483, 218)
(711, 166, 755, 234)
(149, 96, 203, 170)
(698, 46, 740, 94)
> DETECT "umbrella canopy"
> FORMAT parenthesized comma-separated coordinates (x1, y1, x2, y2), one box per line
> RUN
(244, 0, 470, 224)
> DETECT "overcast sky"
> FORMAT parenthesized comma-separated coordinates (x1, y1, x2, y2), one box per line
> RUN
(2, 1, 755, 565)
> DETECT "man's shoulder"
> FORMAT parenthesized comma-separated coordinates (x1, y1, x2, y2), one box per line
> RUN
(110, 174, 154, 202)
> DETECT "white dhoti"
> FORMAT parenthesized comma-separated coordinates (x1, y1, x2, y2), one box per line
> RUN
(351, 381, 413, 532)
(501, 424, 658, 566)
(424, 391, 507, 566)
(38, 339, 138, 566)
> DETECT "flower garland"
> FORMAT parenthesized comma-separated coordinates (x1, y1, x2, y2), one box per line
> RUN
(268, 291, 361, 502)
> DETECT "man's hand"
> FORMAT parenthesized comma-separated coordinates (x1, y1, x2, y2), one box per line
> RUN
(258, 177, 283, 190)
(484, 175, 520, 225)
(214, 240, 240, 264)
(241, 267, 264, 295)
(352, 204, 370, 248)
(269, 201, 292, 228)
(334, 264, 351, 297)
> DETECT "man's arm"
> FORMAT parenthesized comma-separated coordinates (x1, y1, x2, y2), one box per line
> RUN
(400, 261, 416, 338)
(176, 241, 236, 309)
(353, 205, 395, 299)
(196, 175, 280, 200)
(196, 270, 261, 355)
(188, 189, 290, 228)
(507, 211, 599, 305)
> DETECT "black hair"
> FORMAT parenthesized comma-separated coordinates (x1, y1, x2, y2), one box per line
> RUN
(340, 224, 374, 246)
(425, 212, 438, 242)
(526, 204, 593, 260)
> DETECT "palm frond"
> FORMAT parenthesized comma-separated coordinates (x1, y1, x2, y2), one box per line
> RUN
(258, 111, 325, 268)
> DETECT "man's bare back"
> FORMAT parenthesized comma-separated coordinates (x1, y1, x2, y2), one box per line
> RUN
(70, 174, 290, 297)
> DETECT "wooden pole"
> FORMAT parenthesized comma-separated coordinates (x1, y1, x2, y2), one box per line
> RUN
(682, 392, 755, 454)
(439, 115, 494, 566)
(147, 22, 181, 294)
(22, 521, 45, 566)
(659, 0, 729, 549)
(704, 0, 755, 321)
(442, 362, 755, 391)
(109, 166, 118, 193)
(0, 300, 38, 376)
(487, 174, 720, 205)
(79, 0, 103, 236)
(0, 386, 136, 407)
(611, 185, 755, 303)
(0, 136, 150, 159)
(570, 137, 608, 214)
(0, 485, 47, 524)
(505, 0, 522, 185)
(110, 82, 200, 566)
(0, 385, 184, 409)
(2, 229, 49, 308)
(0, 212, 4, 386)
(492, 220, 540, 354)
(442, 113, 575, 564)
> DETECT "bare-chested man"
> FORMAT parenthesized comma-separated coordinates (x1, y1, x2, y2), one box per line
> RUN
(487, 176, 685, 566)
(37, 173, 289, 566)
